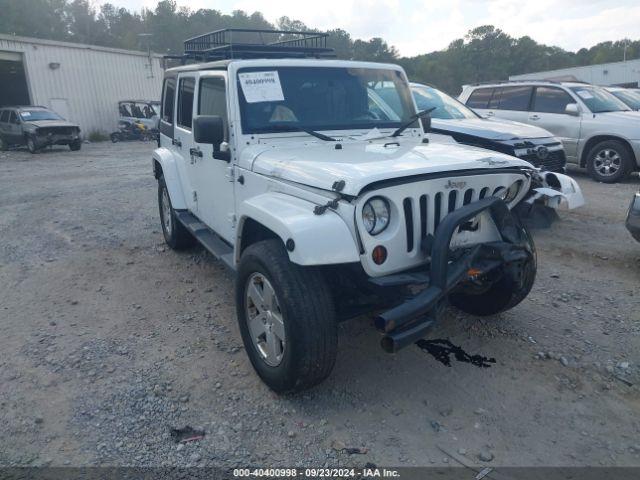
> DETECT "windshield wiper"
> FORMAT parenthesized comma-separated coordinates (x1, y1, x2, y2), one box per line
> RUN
(391, 107, 437, 138)
(264, 124, 336, 142)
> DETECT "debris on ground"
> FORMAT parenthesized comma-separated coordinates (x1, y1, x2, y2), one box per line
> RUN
(169, 426, 205, 443)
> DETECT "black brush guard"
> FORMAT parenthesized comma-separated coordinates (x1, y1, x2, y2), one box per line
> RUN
(374, 197, 534, 353)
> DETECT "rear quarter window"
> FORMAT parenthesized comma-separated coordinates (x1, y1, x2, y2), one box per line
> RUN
(0, 110, 9, 123)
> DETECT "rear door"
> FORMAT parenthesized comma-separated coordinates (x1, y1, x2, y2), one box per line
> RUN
(0, 110, 9, 140)
(488, 86, 533, 123)
(173, 74, 198, 212)
(530, 86, 581, 161)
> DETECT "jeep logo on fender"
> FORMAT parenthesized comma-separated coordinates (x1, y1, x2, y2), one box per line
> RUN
(445, 180, 467, 189)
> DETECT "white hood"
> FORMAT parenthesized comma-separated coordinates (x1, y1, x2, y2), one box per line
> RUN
(244, 138, 533, 196)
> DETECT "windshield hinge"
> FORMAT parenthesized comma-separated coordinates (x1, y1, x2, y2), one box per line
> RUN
(314, 198, 339, 215)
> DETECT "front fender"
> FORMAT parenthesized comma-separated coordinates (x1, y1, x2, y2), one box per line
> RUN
(152, 147, 187, 210)
(237, 193, 360, 266)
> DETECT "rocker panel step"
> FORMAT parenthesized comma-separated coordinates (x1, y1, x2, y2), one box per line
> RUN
(175, 211, 235, 271)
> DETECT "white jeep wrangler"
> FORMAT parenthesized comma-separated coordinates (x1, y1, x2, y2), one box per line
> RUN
(153, 30, 583, 393)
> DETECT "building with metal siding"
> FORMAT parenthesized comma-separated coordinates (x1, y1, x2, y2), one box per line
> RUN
(509, 58, 640, 88)
(0, 34, 163, 135)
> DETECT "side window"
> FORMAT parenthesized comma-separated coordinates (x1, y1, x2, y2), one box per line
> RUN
(9, 111, 18, 124)
(177, 77, 195, 129)
(198, 77, 228, 139)
(161, 78, 176, 124)
(494, 86, 533, 111)
(466, 88, 494, 109)
(532, 87, 575, 114)
(0, 110, 8, 123)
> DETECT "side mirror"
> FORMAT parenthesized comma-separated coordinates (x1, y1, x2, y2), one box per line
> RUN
(421, 114, 431, 133)
(193, 115, 225, 145)
(565, 103, 580, 116)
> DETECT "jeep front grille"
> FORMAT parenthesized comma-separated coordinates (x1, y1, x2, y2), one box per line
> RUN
(401, 185, 503, 252)
(357, 171, 529, 277)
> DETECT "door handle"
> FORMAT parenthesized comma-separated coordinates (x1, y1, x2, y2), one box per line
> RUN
(529, 114, 540, 120)
(189, 147, 203, 158)
(172, 138, 182, 147)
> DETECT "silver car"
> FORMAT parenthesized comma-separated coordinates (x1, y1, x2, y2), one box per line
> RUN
(459, 81, 640, 183)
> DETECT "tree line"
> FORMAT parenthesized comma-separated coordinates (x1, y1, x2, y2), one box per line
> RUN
(1, 0, 638, 94)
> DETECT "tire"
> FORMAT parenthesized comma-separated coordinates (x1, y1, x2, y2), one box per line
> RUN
(26, 136, 38, 154)
(157, 176, 195, 250)
(586, 140, 633, 183)
(0, 136, 7, 151)
(449, 225, 537, 316)
(69, 140, 82, 151)
(110, 133, 120, 143)
(236, 239, 337, 393)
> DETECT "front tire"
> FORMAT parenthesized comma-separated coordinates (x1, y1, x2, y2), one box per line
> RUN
(157, 175, 195, 250)
(236, 240, 337, 393)
(449, 225, 537, 316)
(586, 140, 633, 183)
(69, 140, 82, 151)
(26, 136, 38, 154)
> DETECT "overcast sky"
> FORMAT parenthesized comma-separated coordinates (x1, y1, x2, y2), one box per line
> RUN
(102, 0, 640, 57)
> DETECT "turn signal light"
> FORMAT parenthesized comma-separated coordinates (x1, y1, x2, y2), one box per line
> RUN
(372, 245, 387, 265)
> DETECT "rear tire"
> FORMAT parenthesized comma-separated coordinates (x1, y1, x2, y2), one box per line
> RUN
(449, 224, 537, 316)
(110, 132, 121, 143)
(586, 140, 633, 183)
(236, 239, 337, 393)
(157, 175, 195, 250)
(0, 136, 7, 151)
(26, 136, 38, 154)
(69, 140, 82, 151)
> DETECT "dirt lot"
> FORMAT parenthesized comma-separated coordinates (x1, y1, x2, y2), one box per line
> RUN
(0, 142, 638, 468)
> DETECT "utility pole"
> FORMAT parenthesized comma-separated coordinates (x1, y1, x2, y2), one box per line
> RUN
(138, 33, 154, 78)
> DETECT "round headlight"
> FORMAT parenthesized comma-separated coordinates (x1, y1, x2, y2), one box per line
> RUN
(362, 197, 390, 235)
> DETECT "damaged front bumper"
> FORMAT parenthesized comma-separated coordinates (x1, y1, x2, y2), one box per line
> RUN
(526, 171, 585, 210)
(372, 197, 534, 353)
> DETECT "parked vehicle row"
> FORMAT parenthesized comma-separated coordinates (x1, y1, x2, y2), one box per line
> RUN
(459, 81, 640, 183)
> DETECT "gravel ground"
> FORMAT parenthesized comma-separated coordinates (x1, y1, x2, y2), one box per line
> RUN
(0, 142, 638, 468)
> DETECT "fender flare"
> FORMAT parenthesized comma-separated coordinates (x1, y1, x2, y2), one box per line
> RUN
(152, 147, 187, 210)
(236, 192, 360, 266)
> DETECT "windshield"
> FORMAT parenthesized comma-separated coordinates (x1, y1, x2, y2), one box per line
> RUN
(151, 102, 161, 115)
(20, 109, 63, 121)
(237, 66, 417, 134)
(609, 89, 640, 110)
(411, 84, 478, 120)
(569, 86, 631, 113)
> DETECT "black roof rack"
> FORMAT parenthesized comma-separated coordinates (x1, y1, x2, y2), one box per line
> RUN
(172, 28, 335, 63)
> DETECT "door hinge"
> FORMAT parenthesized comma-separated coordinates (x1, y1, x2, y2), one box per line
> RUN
(228, 213, 237, 228)
(226, 166, 235, 182)
(192, 191, 198, 202)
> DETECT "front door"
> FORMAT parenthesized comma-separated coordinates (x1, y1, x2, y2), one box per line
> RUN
(530, 86, 582, 162)
(184, 72, 235, 242)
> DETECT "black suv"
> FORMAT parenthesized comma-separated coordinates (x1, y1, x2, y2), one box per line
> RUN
(410, 83, 567, 172)
(0, 106, 81, 153)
